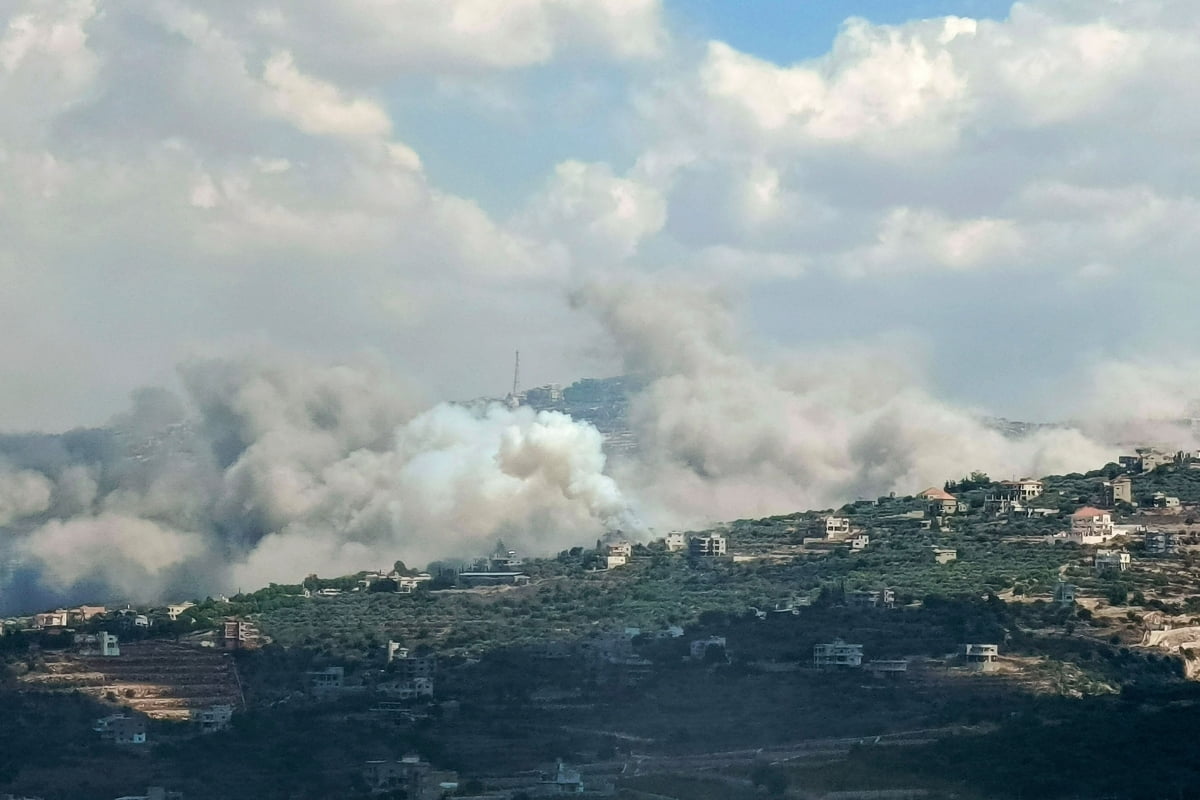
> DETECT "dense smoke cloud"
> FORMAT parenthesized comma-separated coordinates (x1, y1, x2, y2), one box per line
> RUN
(576, 280, 1114, 530)
(0, 355, 637, 611)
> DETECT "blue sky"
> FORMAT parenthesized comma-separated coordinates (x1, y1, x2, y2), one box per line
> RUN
(668, 0, 1017, 62)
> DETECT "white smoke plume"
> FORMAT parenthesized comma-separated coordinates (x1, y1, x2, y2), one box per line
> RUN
(0, 354, 637, 607)
(0, 466, 54, 526)
(575, 280, 1114, 529)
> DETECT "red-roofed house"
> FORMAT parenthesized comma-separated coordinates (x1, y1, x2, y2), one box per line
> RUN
(920, 487, 959, 515)
(1069, 507, 1114, 545)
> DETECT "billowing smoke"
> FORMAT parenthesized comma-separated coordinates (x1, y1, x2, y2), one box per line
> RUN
(0, 355, 637, 611)
(575, 280, 1114, 530)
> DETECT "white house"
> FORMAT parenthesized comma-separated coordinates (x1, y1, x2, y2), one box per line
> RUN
(814, 640, 863, 668)
(1069, 507, 1114, 545)
(818, 516, 852, 538)
(688, 534, 727, 557)
(849, 533, 870, 551)
(664, 533, 687, 551)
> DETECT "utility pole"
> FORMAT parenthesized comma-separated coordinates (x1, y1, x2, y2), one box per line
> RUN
(512, 350, 520, 397)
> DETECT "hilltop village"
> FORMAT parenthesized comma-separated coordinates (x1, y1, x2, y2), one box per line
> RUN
(6, 447, 1200, 799)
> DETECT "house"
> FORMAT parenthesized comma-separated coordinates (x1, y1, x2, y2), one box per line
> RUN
(70, 605, 107, 623)
(604, 554, 628, 569)
(308, 666, 345, 695)
(664, 532, 687, 551)
(94, 715, 147, 745)
(920, 487, 958, 515)
(1152, 492, 1181, 509)
(363, 756, 458, 800)
(606, 541, 633, 558)
(489, 546, 524, 571)
(100, 631, 120, 656)
(814, 640, 863, 668)
(816, 516, 852, 539)
(539, 759, 586, 795)
(1069, 507, 1114, 545)
(689, 636, 727, 661)
(1001, 478, 1044, 502)
(165, 602, 195, 621)
(1054, 582, 1077, 606)
(379, 678, 434, 700)
(1145, 530, 1179, 555)
(222, 619, 259, 650)
(932, 547, 957, 564)
(961, 644, 999, 672)
(110, 786, 184, 800)
(33, 610, 70, 629)
(848, 588, 895, 609)
(190, 704, 234, 734)
(866, 659, 909, 677)
(1103, 475, 1134, 507)
(1095, 549, 1131, 573)
(457, 571, 530, 587)
(1121, 448, 1170, 473)
(688, 533, 727, 557)
(849, 533, 870, 551)
(392, 651, 437, 681)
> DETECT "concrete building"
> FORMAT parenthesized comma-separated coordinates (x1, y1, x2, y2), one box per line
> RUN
(100, 631, 120, 657)
(848, 588, 895, 609)
(1152, 492, 1181, 509)
(664, 532, 687, 551)
(458, 571, 530, 587)
(1145, 530, 1180, 555)
(1095, 549, 1131, 573)
(33, 610, 70, 629)
(308, 666, 345, 695)
(190, 704, 234, 734)
(1001, 478, 1044, 501)
(814, 640, 864, 668)
(222, 619, 259, 650)
(165, 602, 194, 621)
(363, 756, 458, 800)
(379, 677, 434, 700)
(817, 516, 852, 538)
(961, 644, 999, 672)
(69, 605, 106, 623)
(932, 547, 958, 564)
(688, 533, 727, 557)
(920, 487, 959, 515)
(1121, 448, 1170, 473)
(1069, 507, 1114, 545)
(1054, 582, 1077, 606)
(866, 659, 909, 677)
(1104, 475, 1134, 507)
(604, 554, 628, 569)
(689, 636, 727, 661)
(94, 715, 147, 745)
(849, 533, 871, 551)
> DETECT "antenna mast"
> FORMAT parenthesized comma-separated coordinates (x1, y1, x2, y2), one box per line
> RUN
(512, 350, 520, 397)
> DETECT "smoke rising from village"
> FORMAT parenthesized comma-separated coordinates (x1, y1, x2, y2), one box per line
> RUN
(0, 354, 639, 611)
(5, 282, 1195, 613)
(576, 280, 1117, 530)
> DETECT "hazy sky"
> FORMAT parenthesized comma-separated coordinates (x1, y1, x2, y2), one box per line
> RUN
(3, 0, 1198, 430)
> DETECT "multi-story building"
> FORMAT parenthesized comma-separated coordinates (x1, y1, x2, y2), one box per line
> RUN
(920, 487, 959, 515)
(94, 714, 148, 745)
(816, 516, 852, 538)
(190, 704, 234, 734)
(688, 534, 727, 558)
(848, 588, 895, 609)
(1069, 507, 1114, 545)
(308, 666, 345, 695)
(814, 640, 863, 668)
(222, 619, 260, 650)
(363, 756, 458, 800)
(664, 532, 687, 551)
(961, 644, 999, 672)
(1103, 475, 1134, 506)
(1095, 549, 1131, 573)
(1145, 531, 1180, 555)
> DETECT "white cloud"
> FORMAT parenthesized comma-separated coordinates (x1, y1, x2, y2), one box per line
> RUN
(262, 50, 393, 141)
(519, 160, 666, 263)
